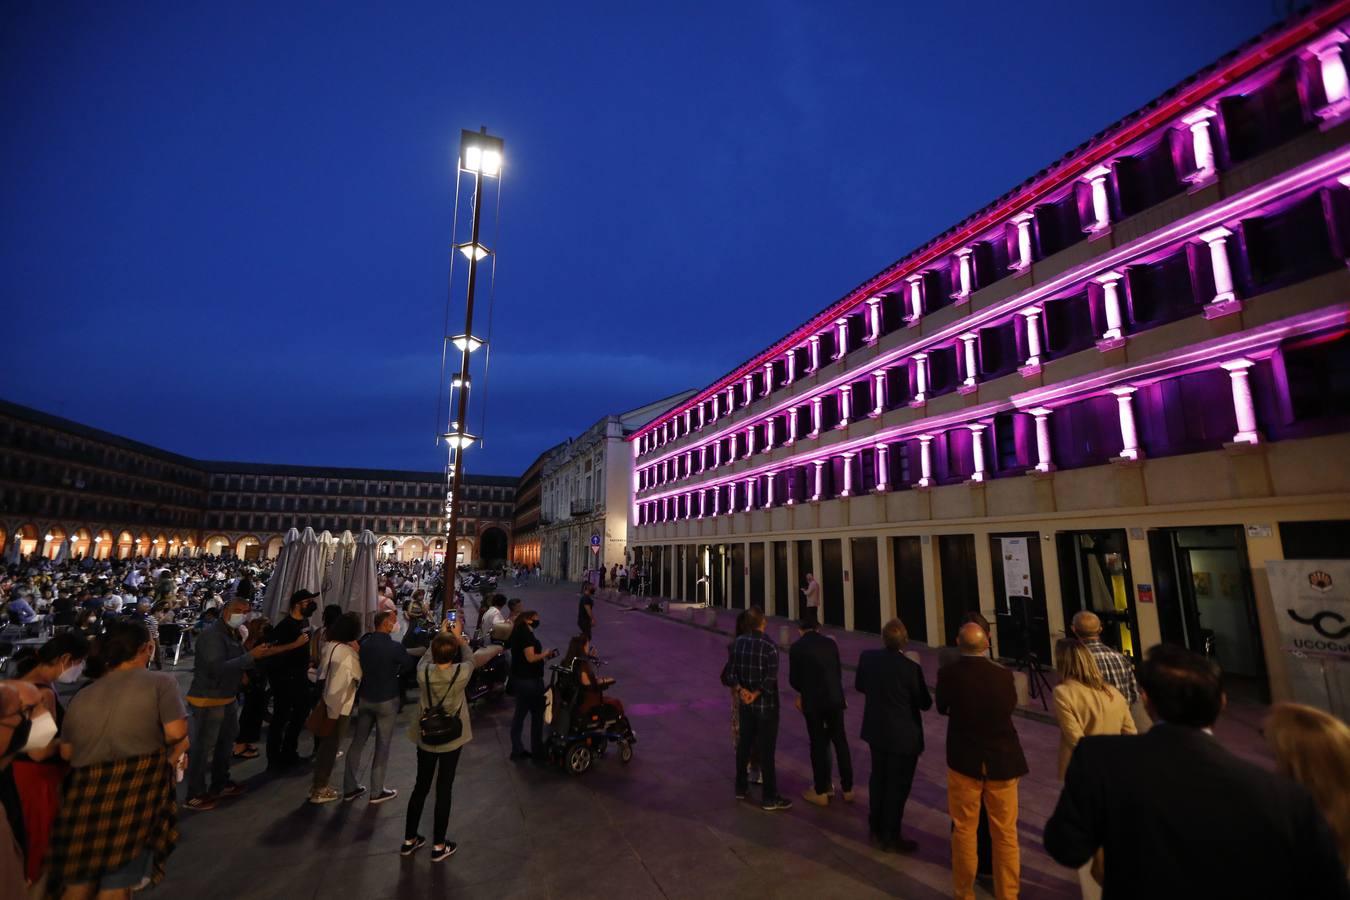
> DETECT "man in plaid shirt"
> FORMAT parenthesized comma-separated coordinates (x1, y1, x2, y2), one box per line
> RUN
(1072, 612, 1149, 729)
(730, 607, 792, 811)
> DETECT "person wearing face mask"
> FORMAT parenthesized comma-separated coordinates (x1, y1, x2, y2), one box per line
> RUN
(184, 598, 302, 811)
(11, 632, 90, 887)
(0, 680, 49, 897)
(48, 621, 188, 896)
(266, 590, 321, 771)
(506, 611, 557, 762)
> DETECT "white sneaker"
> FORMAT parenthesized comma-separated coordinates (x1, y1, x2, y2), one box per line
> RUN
(370, 788, 398, 805)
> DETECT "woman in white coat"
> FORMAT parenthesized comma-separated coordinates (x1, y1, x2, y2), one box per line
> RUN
(309, 612, 363, 804)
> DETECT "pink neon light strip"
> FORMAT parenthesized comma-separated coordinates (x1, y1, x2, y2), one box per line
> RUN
(633, 145, 1350, 476)
(628, 3, 1350, 444)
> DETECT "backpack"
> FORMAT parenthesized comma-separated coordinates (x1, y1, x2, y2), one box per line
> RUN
(418, 665, 466, 746)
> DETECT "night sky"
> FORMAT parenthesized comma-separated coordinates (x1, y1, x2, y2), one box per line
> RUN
(1, 0, 1277, 477)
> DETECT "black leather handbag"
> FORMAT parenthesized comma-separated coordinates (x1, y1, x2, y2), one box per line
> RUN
(418, 666, 466, 746)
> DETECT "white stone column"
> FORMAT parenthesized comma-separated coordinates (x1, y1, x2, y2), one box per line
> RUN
(1097, 270, 1125, 345)
(811, 460, 825, 501)
(1182, 107, 1217, 184)
(745, 425, 756, 458)
(712, 441, 722, 468)
(1020, 306, 1043, 370)
(743, 373, 755, 403)
(835, 318, 850, 359)
(866, 297, 883, 342)
(1082, 164, 1112, 234)
(810, 396, 823, 437)
(839, 384, 853, 427)
(875, 443, 890, 491)
(786, 407, 799, 445)
(969, 424, 987, 483)
(744, 478, 755, 513)
(953, 247, 974, 302)
(1029, 407, 1054, 473)
(917, 435, 934, 488)
(1199, 226, 1237, 312)
(906, 274, 924, 324)
(871, 370, 887, 417)
(725, 386, 737, 414)
(763, 361, 776, 397)
(711, 394, 721, 421)
(1010, 212, 1035, 271)
(840, 452, 855, 497)
(712, 486, 720, 516)
(765, 418, 776, 452)
(1112, 387, 1141, 460)
(695, 490, 704, 518)
(959, 333, 979, 389)
(1221, 358, 1261, 444)
(1311, 31, 1350, 120)
(785, 350, 797, 385)
(912, 353, 929, 404)
(808, 335, 822, 372)
(765, 473, 775, 508)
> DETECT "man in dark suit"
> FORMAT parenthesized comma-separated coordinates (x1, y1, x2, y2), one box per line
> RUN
(1044, 644, 1348, 899)
(788, 610, 853, 807)
(935, 623, 1027, 900)
(855, 618, 932, 852)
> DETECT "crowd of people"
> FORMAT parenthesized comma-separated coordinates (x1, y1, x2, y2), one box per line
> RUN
(722, 590, 1350, 900)
(3, 551, 1349, 898)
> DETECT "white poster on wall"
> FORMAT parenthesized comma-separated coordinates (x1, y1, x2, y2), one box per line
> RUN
(1000, 537, 1033, 602)
(1267, 559, 1350, 720)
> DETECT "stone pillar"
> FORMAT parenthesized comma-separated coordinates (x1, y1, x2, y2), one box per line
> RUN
(1097, 270, 1125, 345)
(763, 361, 776, 396)
(810, 396, 823, 437)
(840, 452, 855, 497)
(1113, 387, 1142, 460)
(1029, 407, 1054, 473)
(785, 350, 797, 385)
(917, 435, 934, 488)
(744, 478, 755, 513)
(959, 333, 979, 389)
(765, 418, 777, 452)
(1199, 226, 1238, 312)
(808, 335, 822, 373)
(875, 443, 890, 491)
(953, 247, 974, 302)
(764, 473, 775, 508)
(866, 296, 883, 342)
(905, 274, 924, 324)
(1181, 107, 1217, 184)
(811, 460, 825, 501)
(1010, 212, 1035, 271)
(1311, 30, 1350, 120)
(969, 424, 987, 483)
(911, 353, 929, 405)
(786, 408, 798, 445)
(1220, 358, 1262, 444)
(1082, 164, 1112, 234)
(745, 425, 756, 458)
(871, 370, 887, 417)
(1020, 306, 1043, 371)
(839, 384, 853, 427)
(835, 318, 850, 359)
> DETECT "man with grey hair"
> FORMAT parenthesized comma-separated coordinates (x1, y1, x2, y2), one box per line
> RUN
(1071, 611, 1149, 731)
(343, 609, 415, 804)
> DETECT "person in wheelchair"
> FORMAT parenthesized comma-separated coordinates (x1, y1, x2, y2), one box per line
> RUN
(560, 636, 627, 729)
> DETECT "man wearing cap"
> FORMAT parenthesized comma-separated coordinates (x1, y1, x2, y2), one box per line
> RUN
(265, 589, 320, 769)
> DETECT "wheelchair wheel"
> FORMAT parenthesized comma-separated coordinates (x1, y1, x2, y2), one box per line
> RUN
(617, 740, 633, 765)
(565, 742, 592, 776)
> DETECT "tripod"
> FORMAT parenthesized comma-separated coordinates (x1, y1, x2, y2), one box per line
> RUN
(1012, 627, 1054, 711)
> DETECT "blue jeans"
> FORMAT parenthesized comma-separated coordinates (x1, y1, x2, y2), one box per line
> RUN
(510, 678, 546, 755)
(344, 698, 398, 793)
(187, 702, 238, 798)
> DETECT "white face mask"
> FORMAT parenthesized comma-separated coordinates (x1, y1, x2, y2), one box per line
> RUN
(57, 662, 85, 684)
(226, 613, 246, 629)
(22, 710, 58, 754)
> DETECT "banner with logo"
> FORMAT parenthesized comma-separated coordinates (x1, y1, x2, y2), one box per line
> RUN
(1267, 560, 1350, 719)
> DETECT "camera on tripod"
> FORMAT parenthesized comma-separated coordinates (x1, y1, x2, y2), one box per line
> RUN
(995, 595, 1052, 709)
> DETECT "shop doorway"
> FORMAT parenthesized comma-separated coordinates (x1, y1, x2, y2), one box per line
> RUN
(821, 539, 844, 627)
(749, 543, 766, 611)
(891, 536, 927, 644)
(939, 534, 979, 647)
(990, 533, 1051, 663)
(1148, 526, 1267, 701)
(851, 537, 881, 633)
(1057, 530, 1140, 659)
(730, 543, 746, 609)
(772, 542, 788, 617)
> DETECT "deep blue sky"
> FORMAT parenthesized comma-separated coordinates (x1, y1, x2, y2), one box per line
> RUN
(1, 0, 1278, 476)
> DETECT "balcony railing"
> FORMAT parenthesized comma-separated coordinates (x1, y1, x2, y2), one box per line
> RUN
(570, 500, 595, 517)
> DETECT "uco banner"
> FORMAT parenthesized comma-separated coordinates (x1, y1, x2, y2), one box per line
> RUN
(1267, 559, 1350, 718)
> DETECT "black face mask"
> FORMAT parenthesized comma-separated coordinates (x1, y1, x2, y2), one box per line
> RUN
(303, 603, 317, 617)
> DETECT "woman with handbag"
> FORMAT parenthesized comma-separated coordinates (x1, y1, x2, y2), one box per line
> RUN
(402, 617, 502, 862)
(308, 612, 362, 804)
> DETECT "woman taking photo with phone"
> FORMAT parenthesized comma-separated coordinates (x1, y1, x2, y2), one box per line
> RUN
(507, 611, 556, 763)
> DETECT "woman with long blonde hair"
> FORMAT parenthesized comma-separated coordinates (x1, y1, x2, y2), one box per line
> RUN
(1265, 702, 1350, 870)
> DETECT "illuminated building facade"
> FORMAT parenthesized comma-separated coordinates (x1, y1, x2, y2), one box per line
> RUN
(627, 8, 1350, 702)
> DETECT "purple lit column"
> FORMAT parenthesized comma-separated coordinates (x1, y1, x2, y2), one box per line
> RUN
(712, 486, 720, 516)
(786, 407, 798, 445)
(785, 350, 797, 385)
(838, 385, 852, 427)
(744, 478, 755, 513)
(745, 425, 756, 457)
(1310, 31, 1350, 120)
(1097, 271, 1125, 345)
(1029, 407, 1054, 472)
(763, 361, 776, 395)
(764, 418, 776, 452)
(1112, 387, 1142, 460)
(952, 248, 974, 303)
(743, 373, 755, 403)
(917, 435, 934, 488)
(840, 452, 855, 497)
(712, 441, 722, 468)
(1020, 306, 1044, 371)
(835, 318, 849, 359)
(911, 353, 929, 405)
(866, 297, 883, 343)
(764, 474, 775, 508)
(905, 274, 924, 325)
(1199, 227, 1239, 316)
(810, 396, 823, 437)
(1010, 212, 1035, 271)
(808, 335, 822, 373)
(968, 424, 987, 483)
(1082, 165, 1112, 234)
(1181, 107, 1217, 184)
(1220, 359, 1262, 444)
(711, 394, 721, 421)
(874, 443, 890, 491)
(811, 460, 825, 501)
(871, 370, 887, 417)
(959, 333, 979, 390)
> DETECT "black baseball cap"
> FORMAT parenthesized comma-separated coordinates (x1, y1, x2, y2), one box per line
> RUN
(290, 589, 320, 605)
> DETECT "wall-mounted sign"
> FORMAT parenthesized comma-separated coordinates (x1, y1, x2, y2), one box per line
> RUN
(1268, 560, 1350, 719)
(1137, 583, 1154, 604)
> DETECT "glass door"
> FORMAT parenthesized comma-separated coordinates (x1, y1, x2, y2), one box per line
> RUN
(1057, 530, 1139, 659)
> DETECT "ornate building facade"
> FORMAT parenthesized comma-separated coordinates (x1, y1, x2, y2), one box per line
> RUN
(627, 9, 1350, 705)
(0, 399, 515, 565)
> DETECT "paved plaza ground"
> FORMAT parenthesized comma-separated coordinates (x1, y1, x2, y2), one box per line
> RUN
(156, 582, 1272, 899)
